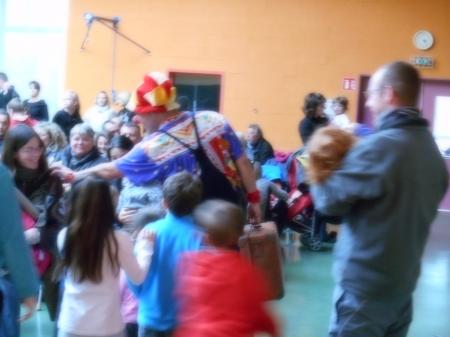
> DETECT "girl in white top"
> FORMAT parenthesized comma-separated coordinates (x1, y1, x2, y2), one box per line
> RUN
(57, 176, 154, 337)
(331, 96, 352, 129)
(83, 91, 113, 133)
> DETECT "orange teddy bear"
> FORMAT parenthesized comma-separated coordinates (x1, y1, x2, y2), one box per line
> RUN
(307, 126, 356, 184)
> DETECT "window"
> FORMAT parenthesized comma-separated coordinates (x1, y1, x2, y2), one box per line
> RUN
(0, 0, 69, 116)
(170, 72, 222, 112)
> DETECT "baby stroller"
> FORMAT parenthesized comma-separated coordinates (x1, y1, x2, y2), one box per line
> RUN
(284, 149, 339, 251)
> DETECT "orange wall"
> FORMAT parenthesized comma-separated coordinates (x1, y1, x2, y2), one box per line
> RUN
(66, 0, 450, 150)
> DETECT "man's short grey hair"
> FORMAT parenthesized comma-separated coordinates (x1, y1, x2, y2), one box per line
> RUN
(70, 123, 95, 139)
(379, 61, 420, 106)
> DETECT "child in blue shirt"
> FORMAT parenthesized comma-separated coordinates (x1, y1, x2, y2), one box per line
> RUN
(129, 171, 204, 337)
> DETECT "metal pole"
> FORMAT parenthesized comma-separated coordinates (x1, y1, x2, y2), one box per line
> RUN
(111, 23, 118, 100)
(96, 19, 150, 54)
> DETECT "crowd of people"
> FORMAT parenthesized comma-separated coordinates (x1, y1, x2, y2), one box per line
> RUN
(0, 61, 448, 337)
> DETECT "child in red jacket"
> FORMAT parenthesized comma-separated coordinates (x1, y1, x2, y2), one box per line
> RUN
(175, 200, 279, 337)
(7, 98, 37, 128)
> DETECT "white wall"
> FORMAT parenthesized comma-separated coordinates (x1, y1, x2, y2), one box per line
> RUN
(0, 0, 69, 117)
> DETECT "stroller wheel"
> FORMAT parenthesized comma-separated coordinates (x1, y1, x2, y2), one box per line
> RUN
(308, 240, 322, 251)
(300, 233, 311, 246)
(302, 232, 311, 239)
(301, 236, 322, 251)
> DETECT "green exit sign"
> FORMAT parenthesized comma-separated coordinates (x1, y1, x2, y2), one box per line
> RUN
(410, 56, 434, 68)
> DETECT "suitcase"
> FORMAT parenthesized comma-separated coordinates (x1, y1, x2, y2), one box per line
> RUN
(239, 221, 284, 300)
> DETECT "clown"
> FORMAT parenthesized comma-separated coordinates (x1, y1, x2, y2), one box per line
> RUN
(52, 71, 261, 221)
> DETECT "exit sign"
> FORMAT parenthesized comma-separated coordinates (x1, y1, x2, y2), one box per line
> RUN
(343, 78, 357, 91)
(411, 56, 434, 68)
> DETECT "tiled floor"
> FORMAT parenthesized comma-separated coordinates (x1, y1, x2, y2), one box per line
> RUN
(22, 213, 450, 337)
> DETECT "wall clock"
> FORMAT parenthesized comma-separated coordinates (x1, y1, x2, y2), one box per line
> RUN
(413, 30, 434, 50)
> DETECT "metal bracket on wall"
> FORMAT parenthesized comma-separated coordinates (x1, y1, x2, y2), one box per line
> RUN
(80, 12, 151, 99)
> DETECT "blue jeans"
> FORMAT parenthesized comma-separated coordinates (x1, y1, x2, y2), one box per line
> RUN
(329, 286, 412, 337)
(0, 276, 19, 337)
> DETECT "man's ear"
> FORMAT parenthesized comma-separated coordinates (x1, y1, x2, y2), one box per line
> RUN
(383, 85, 397, 105)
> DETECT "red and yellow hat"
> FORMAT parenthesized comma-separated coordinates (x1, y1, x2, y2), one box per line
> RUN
(129, 72, 179, 114)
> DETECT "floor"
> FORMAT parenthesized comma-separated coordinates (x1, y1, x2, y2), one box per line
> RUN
(22, 213, 450, 337)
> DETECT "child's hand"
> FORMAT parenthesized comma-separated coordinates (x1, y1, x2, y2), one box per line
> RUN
(137, 228, 156, 243)
(134, 228, 156, 271)
(118, 208, 138, 226)
(50, 163, 76, 183)
(24, 228, 40, 245)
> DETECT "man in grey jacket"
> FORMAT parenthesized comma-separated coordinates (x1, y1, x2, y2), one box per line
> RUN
(311, 61, 448, 337)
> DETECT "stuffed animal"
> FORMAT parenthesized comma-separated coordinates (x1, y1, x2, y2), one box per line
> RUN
(307, 126, 356, 184)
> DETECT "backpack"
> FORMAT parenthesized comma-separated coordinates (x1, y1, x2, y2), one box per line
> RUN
(22, 212, 52, 276)
(161, 113, 244, 205)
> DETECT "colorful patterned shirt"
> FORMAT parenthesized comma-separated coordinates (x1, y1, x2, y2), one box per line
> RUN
(116, 111, 243, 189)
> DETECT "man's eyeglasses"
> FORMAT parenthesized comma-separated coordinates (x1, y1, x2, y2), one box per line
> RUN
(363, 85, 391, 99)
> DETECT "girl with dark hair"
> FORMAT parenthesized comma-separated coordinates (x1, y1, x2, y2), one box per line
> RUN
(95, 133, 110, 157)
(298, 92, 329, 144)
(57, 177, 154, 337)
(24, 81, 49, 121)
(1, 124, 64, 322)
(52, 91, 83, 139)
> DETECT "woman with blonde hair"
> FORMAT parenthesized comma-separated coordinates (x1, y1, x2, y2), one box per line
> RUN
(84, 91, 113, 133)
(34, 122, 67, 164)
(52, 90, 83, 139)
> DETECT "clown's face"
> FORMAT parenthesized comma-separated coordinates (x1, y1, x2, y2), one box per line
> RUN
(139, 113, 166, 135)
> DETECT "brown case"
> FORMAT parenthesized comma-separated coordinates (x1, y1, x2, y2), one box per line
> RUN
(239, 221, 284, 300)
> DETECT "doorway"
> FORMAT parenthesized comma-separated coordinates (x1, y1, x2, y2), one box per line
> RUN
(420, 79, 450, 211)
(170, 72, 222, 113)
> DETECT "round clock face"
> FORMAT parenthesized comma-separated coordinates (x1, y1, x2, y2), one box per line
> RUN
(413, 30, 434, 50)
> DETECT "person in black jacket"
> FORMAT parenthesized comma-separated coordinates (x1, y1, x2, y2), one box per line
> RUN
(24, 81, 49, 121)
(298, 92, 329, 145)
(52, 90, 83, 138)
(246, 124, 275, 164)
(0, 72, 20, 109)
(60, 123, 108, 171)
